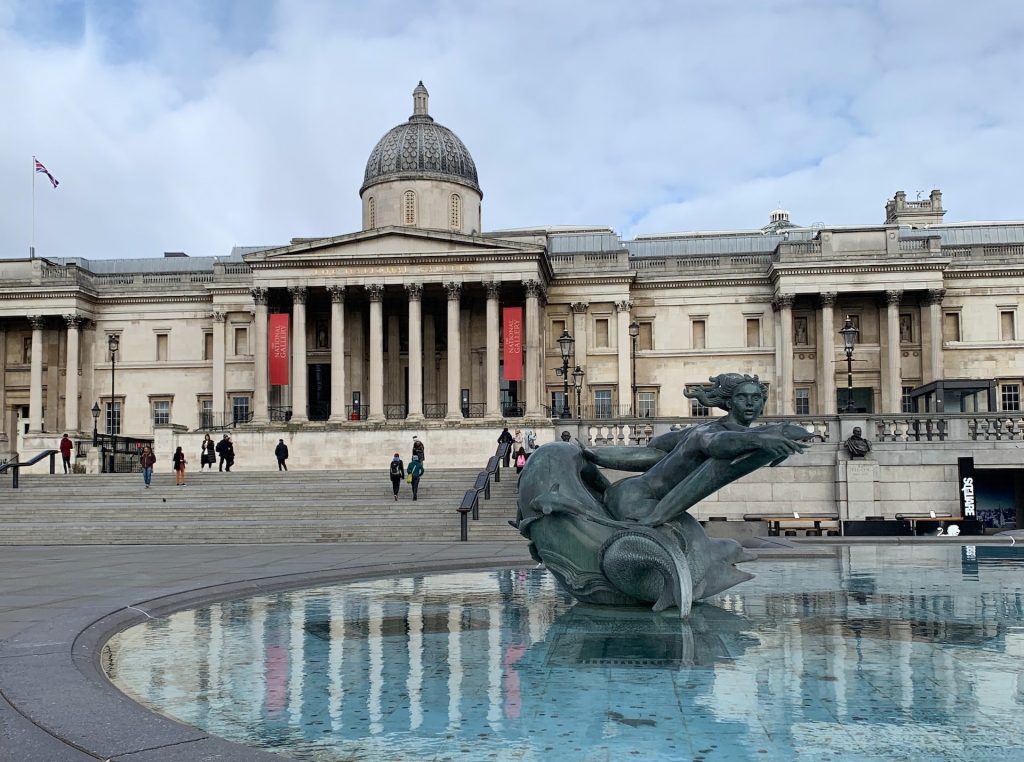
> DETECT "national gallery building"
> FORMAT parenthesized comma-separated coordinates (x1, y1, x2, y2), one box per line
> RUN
(2, 83, 1024, 472)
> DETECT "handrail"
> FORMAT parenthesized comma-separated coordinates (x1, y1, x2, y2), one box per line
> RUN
(1, 449, 59, 488)
(457, 442, 510, 541)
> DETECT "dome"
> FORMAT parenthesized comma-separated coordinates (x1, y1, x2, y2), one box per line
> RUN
(361, 82, 481, 196)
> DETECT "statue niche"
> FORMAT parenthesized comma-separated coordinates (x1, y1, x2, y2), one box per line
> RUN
(512, 373, 813, 618)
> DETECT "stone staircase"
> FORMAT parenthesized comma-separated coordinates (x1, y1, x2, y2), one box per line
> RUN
(0, 468, 522, 545)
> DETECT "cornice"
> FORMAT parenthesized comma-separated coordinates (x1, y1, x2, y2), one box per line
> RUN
(637, 278, 767, 290)
(944, 268, 1024, 280)
(249, 253, 542, 270)
(549, 275, 636, 287)
(769, 260, 950, 280)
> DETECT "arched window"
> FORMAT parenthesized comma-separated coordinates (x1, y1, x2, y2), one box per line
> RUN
(368, 197, 375, 228)
(403, 191, 417, 225)
(449, 194, 462, 231)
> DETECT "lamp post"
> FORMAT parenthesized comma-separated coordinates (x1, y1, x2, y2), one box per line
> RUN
(839, 316, 858, 413)
(107, 334, 119, 473)
(628, 320, 640, 416)
(557, 329, 575, 418)
(91, 402, 100, 446)
(572, 365, 585, 419)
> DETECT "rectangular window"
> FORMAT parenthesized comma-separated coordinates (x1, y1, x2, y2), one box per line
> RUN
(152, 400, 170, 426)
(234, 327, 249, 355)
(203, 332, 214, 361)
(593, 390, 612, 419)
(794, 388, 810, 416)
(551, 319, 566, 346)
(793, 316, 808, 346)
(199, 399, 213, 429)
(691, 319, 706, 349)
(745, 318, 761, 348)
(690, 397, 711, 417)
(551, 391, 567, 417)
(638, 321, 653, 351)
(105, 401, 121, 435)
(595, 318, 610, 348)
(899, 314, 913, 344)
(232, 396, 251, 424)
(943, 312, 961, 343)
(637, 391, 656, 418)
(156, 333, 168, 361)
(1001, 384, 1020, 412)
(901, 386, 915, 414)
(1000, 310, 1016, 341)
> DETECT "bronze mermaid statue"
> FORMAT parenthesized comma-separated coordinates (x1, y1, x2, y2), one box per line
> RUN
(513, 373, 813, 617)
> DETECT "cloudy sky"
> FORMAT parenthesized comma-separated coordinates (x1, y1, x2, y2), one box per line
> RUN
(3, 0, 1024, 260)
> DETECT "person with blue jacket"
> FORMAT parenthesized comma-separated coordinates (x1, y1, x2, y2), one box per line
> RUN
(408, 454, 424, 500)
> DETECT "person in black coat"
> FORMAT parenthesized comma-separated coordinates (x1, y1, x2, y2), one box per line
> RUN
(498, 426, 514, 467)
(389, 453, 405, 501)
(275, 439, 289, 471)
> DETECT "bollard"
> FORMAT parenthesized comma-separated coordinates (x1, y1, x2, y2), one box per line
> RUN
(49, 452, 55, 474)
(460, 511, 468, 541)
(12, 466, 19, 489)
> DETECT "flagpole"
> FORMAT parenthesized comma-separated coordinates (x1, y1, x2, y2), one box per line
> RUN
(30, 155, 36, 260)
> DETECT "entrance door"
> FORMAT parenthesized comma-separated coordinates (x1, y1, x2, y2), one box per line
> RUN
(308, 363, 331, 420)
(15, 405, 29, 456)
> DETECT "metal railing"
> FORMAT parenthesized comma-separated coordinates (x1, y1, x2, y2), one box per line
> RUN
(0, 450, 58, 488)
(462, 403, 486, 418)
(385, 404, 408, 420)
(345, 404, 369, 421)
(269, 406, 293, 422)
(457, 442, 510, 541)
(424, 403, 448, 420)
(502, 403, 525, 418)
(198, 412, 254, 431)
(93, 433, 155, 473)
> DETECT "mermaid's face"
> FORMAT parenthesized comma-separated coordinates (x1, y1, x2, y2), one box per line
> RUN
(727, 382, 764, 425)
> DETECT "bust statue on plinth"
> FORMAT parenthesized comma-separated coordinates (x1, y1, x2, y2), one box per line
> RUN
(512, 373, 814, 618)
(844, 426, 872, 458)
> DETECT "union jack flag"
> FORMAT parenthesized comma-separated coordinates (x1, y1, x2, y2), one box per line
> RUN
(34, 158, 59, 188)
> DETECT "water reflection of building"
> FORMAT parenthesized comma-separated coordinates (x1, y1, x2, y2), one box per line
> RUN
(106, 554, 1024, 758)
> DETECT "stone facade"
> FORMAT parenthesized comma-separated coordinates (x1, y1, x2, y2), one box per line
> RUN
(2, 86, 1024, 482)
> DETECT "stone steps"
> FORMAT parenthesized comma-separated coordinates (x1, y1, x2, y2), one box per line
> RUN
(0, 469, 520, 544)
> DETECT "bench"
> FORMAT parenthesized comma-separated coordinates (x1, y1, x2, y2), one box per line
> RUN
(743, 513, 841, 537)
(895, 513, 957, 535)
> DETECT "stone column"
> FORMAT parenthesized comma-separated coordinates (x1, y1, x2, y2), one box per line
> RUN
(925, 288, 945, 385)
(772, 301, 783, 415)
(212, 311, 226, 419)
(289, 287, 308, 423)
(64, 315, 82, 432)
(406, 283, 424, 421)
(615, 300, 633, 415)
(445, 282, 463, 421)
(0, 324, 6, 441)
(524, 280, 542, 417)
(367, 284, 385, 422)
(776, 294, 795, 415)
(885, 290, 903, 414)
(327, 286, 347, 423)
(28, 316, 45, 432)
(818, 293, 837, 414)
(251, 289, 269, 424)
(485, 282, 501, 419)
(570, 302, 589, 367)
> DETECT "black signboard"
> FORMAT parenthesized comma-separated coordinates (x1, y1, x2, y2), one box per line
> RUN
(957, 456, 976, 519)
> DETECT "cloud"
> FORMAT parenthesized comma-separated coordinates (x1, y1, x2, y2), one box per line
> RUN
(2, 0, 1024, 260)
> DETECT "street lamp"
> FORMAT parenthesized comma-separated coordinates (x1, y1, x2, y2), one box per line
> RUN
(628, 320, 640, 416)
(91, 402, 100, 446)
(839, 316, 858, 413)
(108, 333, 119, 472)
(557, 329, 575, 418)
(572, 365, 585, 419)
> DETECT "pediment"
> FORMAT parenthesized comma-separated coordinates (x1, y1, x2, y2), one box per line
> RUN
(245, 226, 544, 264)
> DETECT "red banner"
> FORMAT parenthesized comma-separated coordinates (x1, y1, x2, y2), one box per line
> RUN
(269, 313, 289, 385)
(503, 307, 523, 381)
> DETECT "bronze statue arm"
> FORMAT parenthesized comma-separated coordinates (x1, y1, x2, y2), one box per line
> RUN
(698, 427, 808, 462)
(582, 446, 667, 472)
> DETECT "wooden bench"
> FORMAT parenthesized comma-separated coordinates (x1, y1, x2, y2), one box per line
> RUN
(743, 513, 841, 537)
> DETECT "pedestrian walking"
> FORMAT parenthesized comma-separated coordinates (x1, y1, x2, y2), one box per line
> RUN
(201, 434, 215, 470)
(498, 426, 514, 467)
(514, 429, 524, 451)
(172, 446, 187, 486)
(524, 428, 537, 460)
(389, 452, 405, 501)
(412, 435, 425, 464)
(140, 445, 156, 488)
(515, 446, 527, 474)
(275, 439, 289, 471)
(58, 433, 73, 474)
(216, 434, 235, 472)
(408, 454, 424, 500)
